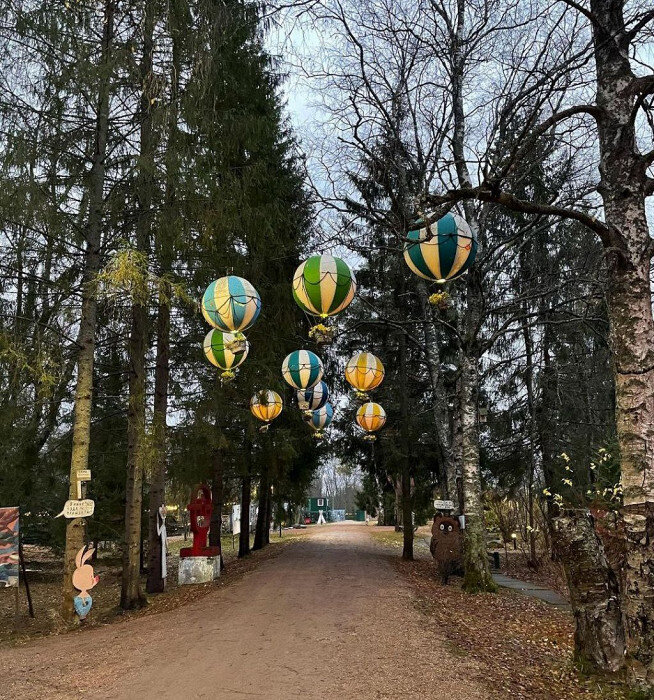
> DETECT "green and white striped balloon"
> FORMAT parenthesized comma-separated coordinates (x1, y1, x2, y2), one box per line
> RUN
(203, 330, 249, 372)
(292, 254, 356, 318)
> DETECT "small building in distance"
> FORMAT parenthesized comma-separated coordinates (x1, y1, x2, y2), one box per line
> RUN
(305, 497, 331, 523)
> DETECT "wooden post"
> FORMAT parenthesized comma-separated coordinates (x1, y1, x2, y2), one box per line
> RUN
(19, 536, 34, 618)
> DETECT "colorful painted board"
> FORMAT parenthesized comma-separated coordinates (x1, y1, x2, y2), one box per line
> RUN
(0, 507, 19, 588)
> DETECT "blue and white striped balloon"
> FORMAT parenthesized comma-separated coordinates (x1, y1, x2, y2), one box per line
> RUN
(202, 276, 261, 332)
(304, 403, 334, 433)
(296, 381, 329, 412)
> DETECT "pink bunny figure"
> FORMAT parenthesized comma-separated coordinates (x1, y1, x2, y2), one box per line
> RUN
(72, 545, 99, 620)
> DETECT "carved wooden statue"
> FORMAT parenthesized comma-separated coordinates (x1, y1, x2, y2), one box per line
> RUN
(430, 515, 463, 584)
(180, 484, 220, 558)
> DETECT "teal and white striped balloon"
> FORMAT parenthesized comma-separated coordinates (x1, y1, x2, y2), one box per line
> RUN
(281, 350, 324, 390)
(404, 213, 477, 283)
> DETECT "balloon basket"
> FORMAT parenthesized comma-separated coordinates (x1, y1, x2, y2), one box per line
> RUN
(224, 333, 246, 353)
(308, 324, 334, 346)
(363, 434, 376, 442)
(259, 424, 270, 433)
(428, 291, 450, 310)
(221, 370, 236, 381)
(354, 391, 369, 402)
(313, 431, 324, 439)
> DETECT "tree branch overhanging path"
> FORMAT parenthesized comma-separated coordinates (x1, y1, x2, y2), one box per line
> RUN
(277, 0, 654, 688)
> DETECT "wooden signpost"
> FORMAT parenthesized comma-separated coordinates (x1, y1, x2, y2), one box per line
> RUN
(75, 470, 91, 499)
(433, 499, 455, 511)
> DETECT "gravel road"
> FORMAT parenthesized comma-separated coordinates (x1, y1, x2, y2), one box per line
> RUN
(0, 523, 485, 699)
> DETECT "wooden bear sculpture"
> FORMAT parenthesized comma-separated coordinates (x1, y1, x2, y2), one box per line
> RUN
(430, 515, 463, 584)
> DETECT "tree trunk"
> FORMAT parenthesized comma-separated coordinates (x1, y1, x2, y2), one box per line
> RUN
(265, 485, 273, 545)
(399, 330, 413, 560)
(209, 445, 224, 550)
(522, 308, 539, 568)
(238, 466, 251, 558)
(418, 281, 454, 501)
(590, 0, 654, 684)
(146, 14, 179, 596)
(460, 353, 496, 593)
(253, 466, 270, 551)
(145, 291, 169, 594)
(450, 0, 494, 592)
(121, 0, 156, 610)
(552, 509, 625, 672)
(61, 0, 114, 620)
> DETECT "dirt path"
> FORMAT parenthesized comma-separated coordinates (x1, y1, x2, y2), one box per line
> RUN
(0, 524, 485, 699)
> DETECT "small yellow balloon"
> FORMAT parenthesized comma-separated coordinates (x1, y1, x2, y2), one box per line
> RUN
(250, 390, 283, 424)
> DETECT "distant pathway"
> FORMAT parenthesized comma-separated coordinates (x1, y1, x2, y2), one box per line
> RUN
(492, 573, 570, 608)
(0, 524, 485, 699)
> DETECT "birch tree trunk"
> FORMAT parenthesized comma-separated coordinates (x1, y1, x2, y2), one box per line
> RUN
(552, 510, 625, 671)
(460, 353, 496, 593)
(590, 0, 654, 684)
(418, 282, 454, 501)
(121, 0, 156, 610)
(398, 327, 414, 559)
(61, 0, 114, 620)
(450, 0, 495, 591)
(146, 286, 170, 594)
(209, 444, 225, 550)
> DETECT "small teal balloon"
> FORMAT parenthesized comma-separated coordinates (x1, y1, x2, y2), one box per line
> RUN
(281, 349, 324, 390)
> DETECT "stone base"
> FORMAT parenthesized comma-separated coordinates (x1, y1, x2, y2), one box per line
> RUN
(178, 556, 221, 585)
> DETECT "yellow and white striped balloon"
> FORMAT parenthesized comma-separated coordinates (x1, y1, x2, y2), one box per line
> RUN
(250, 390, 283, 424)
(344, 352, 385, 393)
(356, 402, 386, 434)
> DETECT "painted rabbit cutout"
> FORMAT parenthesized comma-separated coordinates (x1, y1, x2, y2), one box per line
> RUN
(72, 545, 99, 620)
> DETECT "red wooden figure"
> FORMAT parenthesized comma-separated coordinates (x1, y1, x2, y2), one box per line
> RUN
(179, 484, 220, 558)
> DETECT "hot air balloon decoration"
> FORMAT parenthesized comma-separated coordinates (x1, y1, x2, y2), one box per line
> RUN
(292, 254, 356, 344)
(296, 380, 329, 416)
(250, 390, 283, 432)
(282, 350, 324, 390)
(304, 403, 334, 439)
(203, 329, 249, 380)
(202, 276, 261, 351)
(344, 352, 385, 400)
(356, 402, 386, 441)
(404, 212, 477, 287)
